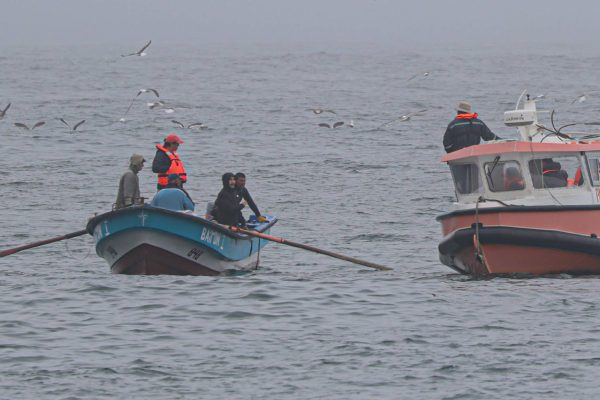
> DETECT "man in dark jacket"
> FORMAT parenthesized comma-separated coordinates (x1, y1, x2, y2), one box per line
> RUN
(214, 173, 247, 226)
(443, 101, 501, 153)
(235, 172, 267, 223)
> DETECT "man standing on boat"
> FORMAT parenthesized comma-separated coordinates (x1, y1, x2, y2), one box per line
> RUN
(115, 153, 145, 209)
(443, 101, 501, 153)
(152, 133, 187, 190)
(150, 174, 195, 212)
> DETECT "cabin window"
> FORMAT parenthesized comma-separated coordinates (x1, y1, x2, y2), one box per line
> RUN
(529, 156, 583, 189)
(484, 160, 525, 192)
(586, 153, 600, 186)
(449, 163, 482, 194)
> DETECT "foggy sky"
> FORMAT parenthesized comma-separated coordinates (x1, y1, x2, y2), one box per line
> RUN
(1, 0, 598, 51)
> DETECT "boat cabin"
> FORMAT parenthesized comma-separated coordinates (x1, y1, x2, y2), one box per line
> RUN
(442, 141, 600, 207)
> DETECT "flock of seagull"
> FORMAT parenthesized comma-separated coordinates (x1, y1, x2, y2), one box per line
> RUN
(0, 40, 435, 135)
(0, 39, 435, 137)
(0, 40, 209, 134)
(3, 39, 596, 137)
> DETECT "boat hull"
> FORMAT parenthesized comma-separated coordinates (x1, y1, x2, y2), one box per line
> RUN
(437, 206, 600, 276)
(99, 229, 260, 275)
(439, 225, 600, 276)
(87, 206, 275, 276)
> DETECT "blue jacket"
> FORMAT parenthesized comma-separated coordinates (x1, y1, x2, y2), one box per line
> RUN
(150, 188, 195, 212)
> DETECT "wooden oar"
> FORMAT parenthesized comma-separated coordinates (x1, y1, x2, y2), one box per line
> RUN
(229, 226, 392, 271)
(0, 229, 88, 257)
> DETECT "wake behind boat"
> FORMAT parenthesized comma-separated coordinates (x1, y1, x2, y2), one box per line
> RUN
(86, 205, 277, 275)
(438, 94, 600, 276)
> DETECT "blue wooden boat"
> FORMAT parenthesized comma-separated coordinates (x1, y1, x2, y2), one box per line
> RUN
(86, 205, 277, 275)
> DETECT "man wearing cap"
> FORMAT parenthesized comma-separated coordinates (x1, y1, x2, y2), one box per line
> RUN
(115, 154, 145, 209)
(150, 173, 195, 212)
(152, 133, 187, 190)
(443, 101, 501, 153)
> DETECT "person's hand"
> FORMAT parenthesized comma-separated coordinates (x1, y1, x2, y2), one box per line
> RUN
(257, 216, 268, 223)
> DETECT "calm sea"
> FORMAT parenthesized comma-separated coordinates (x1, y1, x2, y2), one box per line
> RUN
(2, 43, 600, 399)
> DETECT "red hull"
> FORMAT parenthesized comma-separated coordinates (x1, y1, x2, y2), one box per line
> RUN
(439, 207, 600, 238)
(438, 207, 600, 276)
(446, 241, 600, 276)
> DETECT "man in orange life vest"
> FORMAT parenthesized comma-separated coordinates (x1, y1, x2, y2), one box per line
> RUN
(152, 133, 187, 190)
(443, 101, 501, 153)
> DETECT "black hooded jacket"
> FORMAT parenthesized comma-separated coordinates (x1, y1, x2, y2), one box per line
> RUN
(236, 187, 261, 217)
(214, 173, 245, 226)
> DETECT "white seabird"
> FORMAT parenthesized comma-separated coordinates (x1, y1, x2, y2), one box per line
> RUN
(306, 108, 336, 115)
(121, 40, 152, 57)
(58, 118, 86, 131)
(137, 88, 159, 98)
(14, 121, 45, 131)
(377, 109, 427, 129)
(318, 121, 345, 129)
(121, 88, 161, 121)
(172, 120, 207, 129)
(0, 103, 10, 119)
(406, 72, 430, 82)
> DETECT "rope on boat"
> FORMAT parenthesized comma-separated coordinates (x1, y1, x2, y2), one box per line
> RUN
(474, 197, 483, 263)
(256, 237, 261, 269)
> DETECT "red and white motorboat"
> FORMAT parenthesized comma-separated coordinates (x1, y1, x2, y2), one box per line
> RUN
(438, 93, 600, 276)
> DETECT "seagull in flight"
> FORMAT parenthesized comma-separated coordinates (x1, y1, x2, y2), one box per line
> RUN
(407, 72, 430, 82)
(172, 120, 207, 129)
(377, 109, 427, 129)
(147, 101, 174, 113)
(571, 91, 600, 105)
(121, 40, 152, 57)
(120, 88, 161, 121)
(137, 88, 159, 98)
(306, 108, 336, 115)
(14, 121, 45, 131)
(147, 101, 165, 109)
(0, 103, 10, 119)
(58, 118, 86, 131)
(572, 94, 587, 104)
(318, 121, 345, 129)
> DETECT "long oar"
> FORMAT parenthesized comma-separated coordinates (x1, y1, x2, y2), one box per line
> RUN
(229, 226, 392, 271)
(0, 229, 88, 257)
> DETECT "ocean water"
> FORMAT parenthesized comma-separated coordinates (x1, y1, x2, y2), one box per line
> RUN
(2, 43, 600, 399)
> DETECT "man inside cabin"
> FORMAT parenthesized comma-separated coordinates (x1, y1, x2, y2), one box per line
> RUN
(214, 172, 247, 226)
(503, 167, 525, 191)
(235, 172, 268, 223)
(150, 173, 195, 212)
(152, 133, 187, 190)
(115, 153, 145, 209)
(443, 101, 501, 153)
(532, 158, 568, 188)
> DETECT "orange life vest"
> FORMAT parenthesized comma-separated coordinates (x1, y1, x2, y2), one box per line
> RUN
(455, 113, 479, 120)
(155, 144, 187, 186)
(574, 167, 583, 185)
